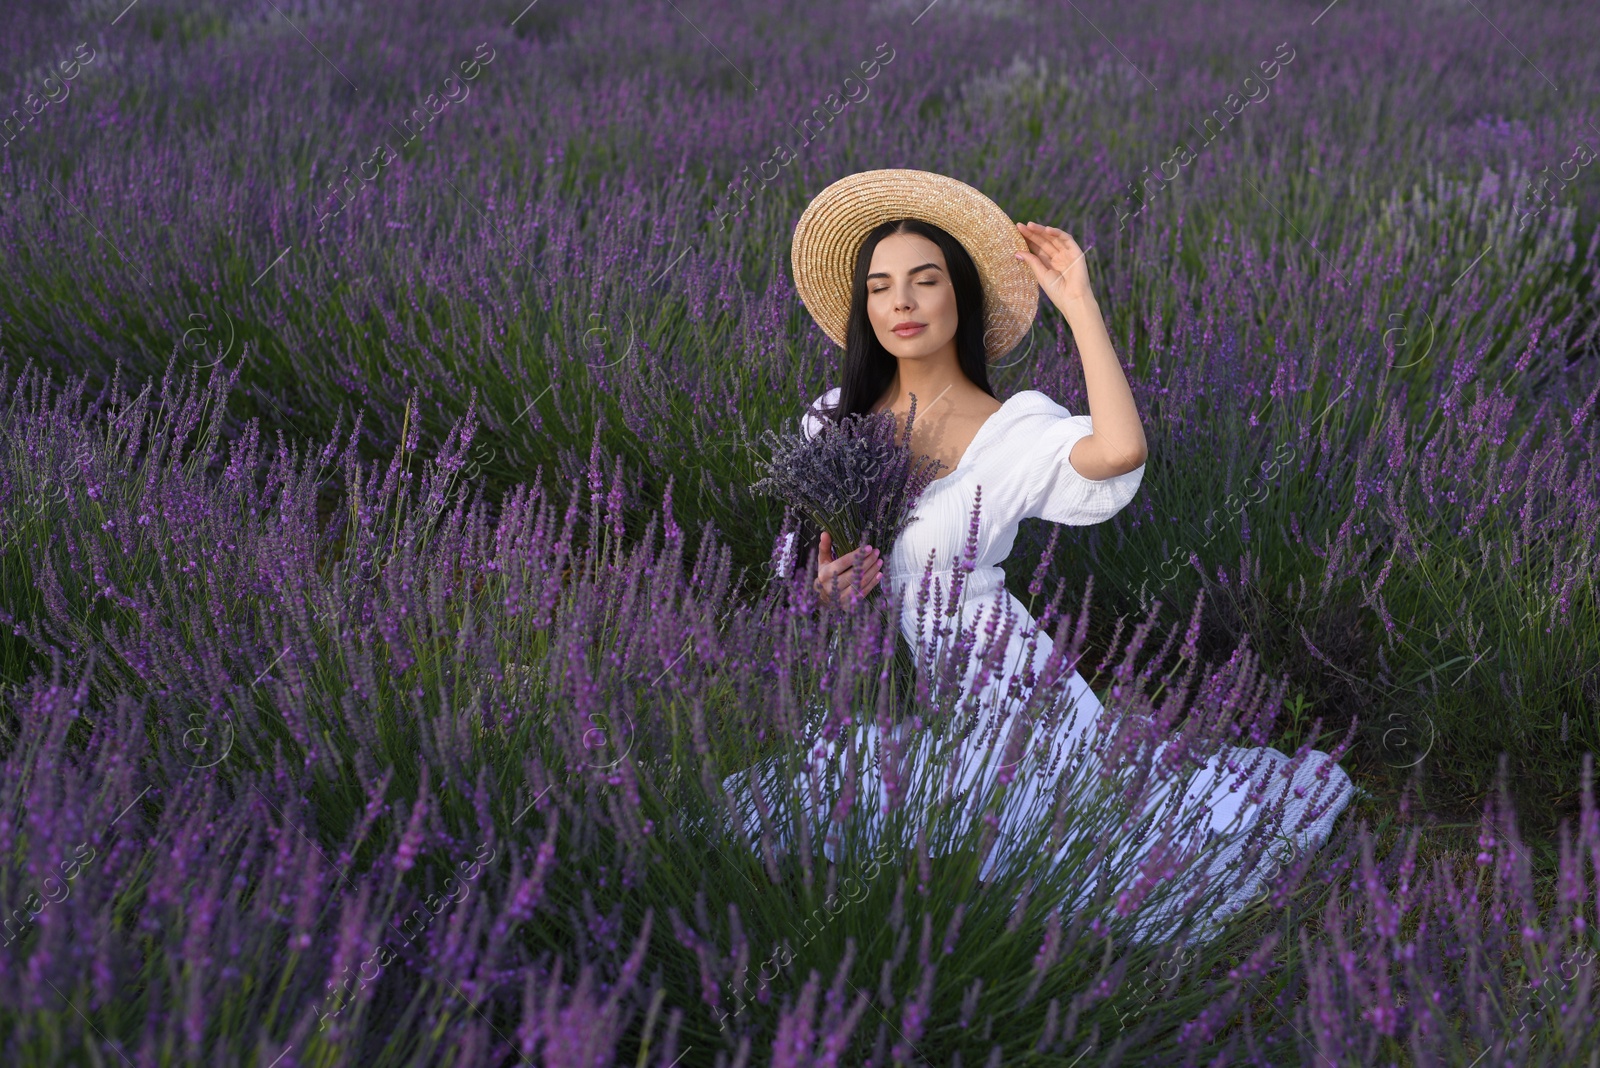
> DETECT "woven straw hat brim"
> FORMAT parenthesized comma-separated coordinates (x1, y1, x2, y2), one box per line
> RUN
(790, 169, 1039, 362)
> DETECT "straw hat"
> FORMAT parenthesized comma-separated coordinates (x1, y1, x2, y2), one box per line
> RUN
(790, 168, 1039, 362)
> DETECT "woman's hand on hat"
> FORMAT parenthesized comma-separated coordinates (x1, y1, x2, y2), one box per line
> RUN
(1014, 221, 1095, 310)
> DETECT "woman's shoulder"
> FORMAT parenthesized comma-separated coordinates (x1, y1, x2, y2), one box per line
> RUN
(808, 386, 842, 410)
(1003, 389, 1069, 416)
(980, 391, 1088, 467)
(979, 391, 1068, 445)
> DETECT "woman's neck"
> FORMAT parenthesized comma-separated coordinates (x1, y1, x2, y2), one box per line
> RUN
(874, 352, 968, 415)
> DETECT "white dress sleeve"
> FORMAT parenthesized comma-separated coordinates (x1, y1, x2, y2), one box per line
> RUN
(774, 387, 842, 578)
(798, 386, 841, 442)
(1015, 393, 1145, 526)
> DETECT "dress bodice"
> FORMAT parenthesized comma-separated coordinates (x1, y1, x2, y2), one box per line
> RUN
(782, 385, 1147, 634)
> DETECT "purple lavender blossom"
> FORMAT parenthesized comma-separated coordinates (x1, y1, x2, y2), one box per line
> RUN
(751, 391, 946, 561)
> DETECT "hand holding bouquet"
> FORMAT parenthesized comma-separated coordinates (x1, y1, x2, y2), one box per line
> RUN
(752, 392, 947, 606)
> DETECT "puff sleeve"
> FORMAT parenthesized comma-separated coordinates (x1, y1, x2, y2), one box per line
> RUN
(773, 388, 841, 578)
(799, 386, 841, 442)
(1015, 394, 1144, 526)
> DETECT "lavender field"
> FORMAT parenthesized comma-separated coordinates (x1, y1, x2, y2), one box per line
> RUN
(2, 0, 1599, 1063)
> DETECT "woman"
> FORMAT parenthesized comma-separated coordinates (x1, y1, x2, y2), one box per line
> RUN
(725, 169, 1353, 945)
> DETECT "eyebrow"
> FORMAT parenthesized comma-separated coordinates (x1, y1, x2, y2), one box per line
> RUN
(866, 263, 944, 281)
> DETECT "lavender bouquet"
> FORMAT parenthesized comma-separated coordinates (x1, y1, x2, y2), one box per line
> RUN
(751, 391, 947, 568)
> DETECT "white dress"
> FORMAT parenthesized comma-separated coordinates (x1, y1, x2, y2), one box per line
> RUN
(723, 387, 1355, 945)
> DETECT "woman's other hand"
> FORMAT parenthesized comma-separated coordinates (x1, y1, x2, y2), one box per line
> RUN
(1015, 222, 1094, 310)
(814, 530, 881, 608)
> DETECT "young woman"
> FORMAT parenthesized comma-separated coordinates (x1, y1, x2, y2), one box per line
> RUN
(725, 169, 1353, 945)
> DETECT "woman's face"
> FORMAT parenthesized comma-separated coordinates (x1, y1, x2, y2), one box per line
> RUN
(865, 232, 959, 362)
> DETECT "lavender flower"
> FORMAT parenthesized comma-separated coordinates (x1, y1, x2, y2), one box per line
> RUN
(751, 392, 946, 562)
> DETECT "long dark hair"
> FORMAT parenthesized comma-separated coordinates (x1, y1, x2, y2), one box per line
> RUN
(815, 218, 996, 427)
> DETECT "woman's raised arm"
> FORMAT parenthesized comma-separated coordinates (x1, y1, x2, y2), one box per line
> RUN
(1014, 222, 1147, 475)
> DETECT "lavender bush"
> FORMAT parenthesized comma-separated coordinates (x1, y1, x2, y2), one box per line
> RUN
(2, 0, 1599, 1061)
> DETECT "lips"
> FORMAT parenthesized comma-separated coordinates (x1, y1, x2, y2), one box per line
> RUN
(892, 322, 926, 336)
